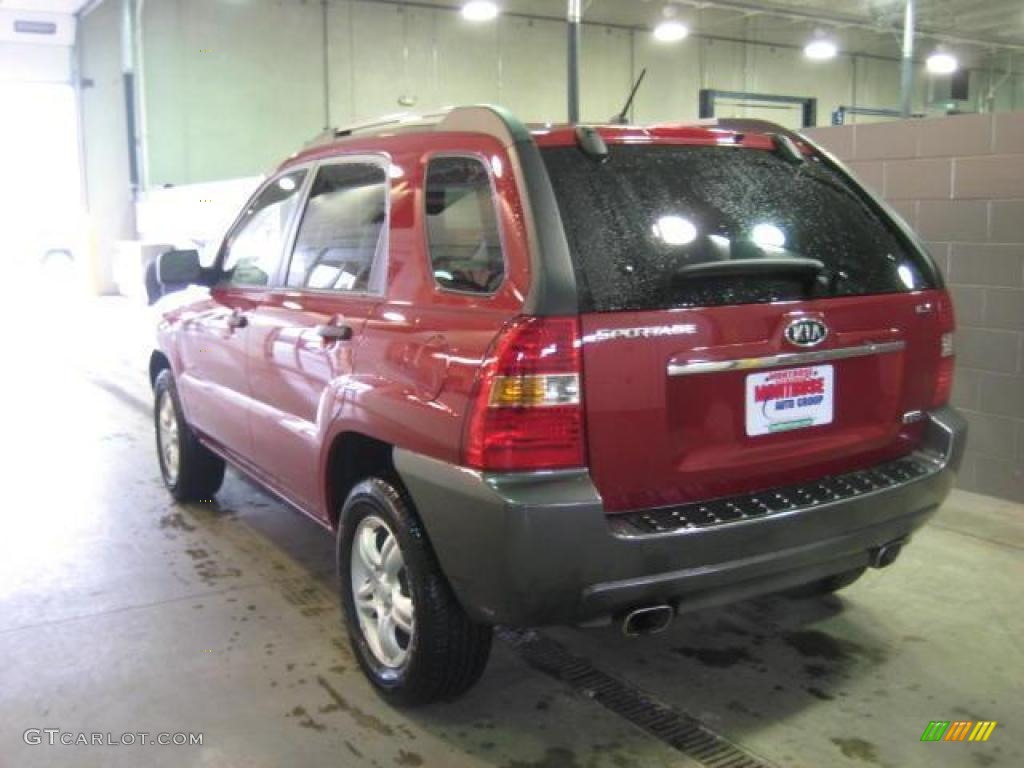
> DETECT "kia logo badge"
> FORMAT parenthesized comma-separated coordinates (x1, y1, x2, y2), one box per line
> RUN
(785, 318, 828, 347)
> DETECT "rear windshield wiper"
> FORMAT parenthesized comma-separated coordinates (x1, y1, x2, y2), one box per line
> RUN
(674, 257, 825, 281)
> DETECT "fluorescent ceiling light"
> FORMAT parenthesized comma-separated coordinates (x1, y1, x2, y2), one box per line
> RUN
(804, 39, 838, 61)
(926, 51, 958, 75)
(461, 1, 499, 22)
(653, 20, 689, 43)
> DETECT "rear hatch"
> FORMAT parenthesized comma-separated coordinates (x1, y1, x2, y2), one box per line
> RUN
(541, 134, 951, 513)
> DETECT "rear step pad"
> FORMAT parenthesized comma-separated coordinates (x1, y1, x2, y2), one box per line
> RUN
(610, 456, 935, 537)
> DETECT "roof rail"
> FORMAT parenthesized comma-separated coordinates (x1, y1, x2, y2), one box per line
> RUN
(303, 105, 533, 149)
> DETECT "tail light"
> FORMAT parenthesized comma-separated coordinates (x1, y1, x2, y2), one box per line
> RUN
(932, 293, 956, 408)
(463, 316, 585, 471)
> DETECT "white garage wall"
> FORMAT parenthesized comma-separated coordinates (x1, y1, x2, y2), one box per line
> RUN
(88, 0, 1023, 189)
(142, 0, 325, 186)
(0, 43, 72, 83)
(0, 8, 75, 83)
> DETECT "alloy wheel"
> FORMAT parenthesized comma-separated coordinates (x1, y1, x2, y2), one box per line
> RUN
(350, 515, 415, 670)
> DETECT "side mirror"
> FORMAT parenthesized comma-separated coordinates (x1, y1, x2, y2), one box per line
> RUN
(157, 249, 202, 286)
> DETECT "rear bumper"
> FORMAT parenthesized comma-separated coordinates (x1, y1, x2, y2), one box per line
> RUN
(395, 406, 966, 627)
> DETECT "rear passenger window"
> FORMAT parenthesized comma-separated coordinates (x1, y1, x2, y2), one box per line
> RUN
(425, 157, 504, 294)
(287, 162, 388, 293)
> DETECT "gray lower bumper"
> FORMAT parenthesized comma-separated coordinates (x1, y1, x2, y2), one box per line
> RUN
(395, 406, 967, 627)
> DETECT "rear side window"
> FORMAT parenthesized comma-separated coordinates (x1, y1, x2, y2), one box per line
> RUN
(425, 156, 504, 294)
(287, 162, 387, 293)
(541, 145, 937, 313)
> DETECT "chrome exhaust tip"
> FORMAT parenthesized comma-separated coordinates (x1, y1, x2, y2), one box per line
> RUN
(870, 539, 906, 569)
(621, 605, 674, 637)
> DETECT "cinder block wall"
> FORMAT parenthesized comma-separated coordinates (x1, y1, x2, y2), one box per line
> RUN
(805, 114, 1024, 503)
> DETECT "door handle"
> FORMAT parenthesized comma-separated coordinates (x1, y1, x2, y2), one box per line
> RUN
(317, 323, 353, 341)
(226, 312, 248, 329)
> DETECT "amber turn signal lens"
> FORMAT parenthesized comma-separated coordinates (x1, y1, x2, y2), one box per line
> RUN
(488, 374, 580, 408)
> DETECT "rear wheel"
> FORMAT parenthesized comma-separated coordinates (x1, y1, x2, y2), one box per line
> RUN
(784, 567, 867, 598)
(338, 477, 492, 706)
(154, 369, 225, 502)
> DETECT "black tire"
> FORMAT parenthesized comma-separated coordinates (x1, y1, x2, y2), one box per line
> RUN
(154, 369, 225, 502)
(784, 567, 867, 598)
(337, 477, 492, 706)
(145, 260, 163, 305)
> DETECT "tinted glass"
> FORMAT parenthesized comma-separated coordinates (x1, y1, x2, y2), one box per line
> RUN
(222, 170, 307, 287)
(287, 163, 387, 293)
(542, 145, 937, 313)
(425, 157, 504, 293)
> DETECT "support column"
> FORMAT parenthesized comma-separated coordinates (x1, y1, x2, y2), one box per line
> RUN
(900, 0, 915, 118)
(567, 0, 582, 124)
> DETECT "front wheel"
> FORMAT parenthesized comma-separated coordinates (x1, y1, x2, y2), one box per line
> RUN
(154, 369, 225, 502)
(337, 477, 492, 706)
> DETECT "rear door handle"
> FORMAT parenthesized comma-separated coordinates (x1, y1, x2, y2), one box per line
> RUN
(317, 323, 353, 341)
(226, 312, 248, 329)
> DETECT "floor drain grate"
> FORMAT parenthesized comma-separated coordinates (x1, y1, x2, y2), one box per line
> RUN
(500, 629, 777, 768)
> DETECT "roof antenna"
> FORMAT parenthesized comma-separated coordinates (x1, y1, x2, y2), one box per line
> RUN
(610, 68, 647, 125)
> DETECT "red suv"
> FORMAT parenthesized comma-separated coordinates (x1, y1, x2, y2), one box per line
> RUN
(151, 106, 966, 705)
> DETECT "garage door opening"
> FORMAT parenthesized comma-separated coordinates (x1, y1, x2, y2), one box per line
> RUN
(0, 82, 86, 295)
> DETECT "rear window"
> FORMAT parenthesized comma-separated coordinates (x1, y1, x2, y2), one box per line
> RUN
(541, 144, 937, 313)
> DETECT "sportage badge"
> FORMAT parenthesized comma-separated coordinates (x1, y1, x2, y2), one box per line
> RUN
(784, 317, 828, 347)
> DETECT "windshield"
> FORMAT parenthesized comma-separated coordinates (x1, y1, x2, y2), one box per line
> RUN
(541, 144, 938, 313)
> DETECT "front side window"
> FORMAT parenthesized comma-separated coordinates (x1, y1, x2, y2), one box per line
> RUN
(542, 144, 938, 313)
(425, 156, 504, 294)
(222, 170, 307, 287)
(286, 162, 388, 293)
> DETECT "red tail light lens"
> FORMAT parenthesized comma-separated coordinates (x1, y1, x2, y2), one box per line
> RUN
(932, 293, 956, 408)
(464, 316, 585, 471)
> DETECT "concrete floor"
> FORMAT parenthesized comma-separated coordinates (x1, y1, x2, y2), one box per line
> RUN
(1, 297, 1021, 768)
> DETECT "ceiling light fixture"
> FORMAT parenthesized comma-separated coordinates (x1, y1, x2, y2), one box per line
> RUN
(653, 4, 689, 43)
(654, 20, 689, 43)
(804, 33, 838, 61)
(926, 49, 958, 75)
(803, 28, 838, 61)
(461, 1, 499, 23)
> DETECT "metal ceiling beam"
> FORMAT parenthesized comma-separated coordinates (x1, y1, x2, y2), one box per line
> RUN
(354, 0, 1024, 53)
(673, 0, 1024, 50)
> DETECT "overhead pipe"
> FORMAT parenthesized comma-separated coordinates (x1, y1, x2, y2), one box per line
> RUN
(567, 0, 582, 124)
(120, 0, 149, 196)
(120, 0, 137, 192)
(900, 0, 915, 118)
(134, 0, 149, 193)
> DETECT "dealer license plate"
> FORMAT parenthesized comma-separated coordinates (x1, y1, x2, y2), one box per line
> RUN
(745, 365, 834, 437)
